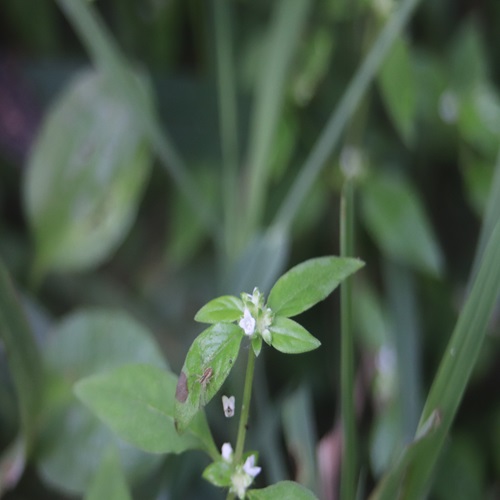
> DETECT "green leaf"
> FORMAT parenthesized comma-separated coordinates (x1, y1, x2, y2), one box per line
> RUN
(75, 364, 216, 456)
(247, 480, 318, 500)
(269, 316, 321, 354)
(267, 256, 364, 317)
(194, 295, 243, 324)
(36, 309, 167, 494)
(84, 449, 132, 500)
(24, 69, 152, 278)
(174, 323, 243, 433)
(378, 36, 416, 146)
(360, 173, 443, 276)
(0, 258, 43, 451)
(202, 461, 233, 488)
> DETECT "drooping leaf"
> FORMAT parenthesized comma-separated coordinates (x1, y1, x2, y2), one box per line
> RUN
(84, 449, 132, 500)
(75, 364, 216, 456)
(24, 69, 153, 278)
(194, 296, 243, 324)
(247, 480, 318, 500)
(378, 36, 416, 146)
(0, 258, 42, 451)
(36, 309, 167, 494)
(267, 256, 364, 317)
(269, 316, 320, 354)
(360, 173, 443, 276)
(174, 323, 243, 433)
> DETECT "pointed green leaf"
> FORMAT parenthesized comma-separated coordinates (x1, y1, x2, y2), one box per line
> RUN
(378, 37, 416, 146)
(0, 259, 42, 450)
(75, 364, 216, 456)
(175, 323, 243, 433)
(267, 256, 364, 317)
(24, 69, 152, 277)
(247, 481, 318, 499)
(194, 296, 243, 324)
(360, 173, 443, 276)
(269, 317, 320, 354)
(84, 449, 131, 500)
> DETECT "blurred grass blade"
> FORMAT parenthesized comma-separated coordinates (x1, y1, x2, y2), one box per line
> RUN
(214, 0, 240, 255)
(340, 179, 357, 500)
(56, 0, 217, 235)
(383, 261, 422, 441)
(369, 410, 441, 500)
(372, 219, 500, 498)
(470, 148, 500, 283)
(273, 0, 423, 232)
(244, 0, 311, 235)
(282, 385, 318, 495)
(0, 259, 43, 452)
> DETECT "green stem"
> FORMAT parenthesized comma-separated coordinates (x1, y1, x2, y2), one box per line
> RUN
(234, 347, 256, 462)
(340, 179, 356, 500)
(226, 347, 256, 500)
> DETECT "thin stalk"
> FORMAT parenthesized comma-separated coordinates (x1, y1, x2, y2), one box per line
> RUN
(340, 179, 356, 500)
(234, 348, 256, 462)
(226, 347, 256, 500)
(214, 0, 240, 257)
(272, 0, 422, 233)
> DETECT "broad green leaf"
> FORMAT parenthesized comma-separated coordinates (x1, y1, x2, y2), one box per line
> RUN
(378, 36, 416, 146)
(269, 316, 320, 354)
(75, 364, 216, 457)
(174, 323, 243, 433)
(0, 258, 42, 450)
(24, 69, 152, 277)
(84, 449, 131, 500)
(247, 481, 318, 500)
(194, 296, 243, 324)
(202, 461, 232, 488)
(360, 173, 443, 276)
(36, 309, 167, 494)
(267, 256, 364, 317)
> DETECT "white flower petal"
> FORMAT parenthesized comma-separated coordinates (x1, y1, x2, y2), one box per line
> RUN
(222, 395, 235, 418)
(221, 442, 233, 462)
(243, 455, 261, 478)
(238, 307, 256, 336)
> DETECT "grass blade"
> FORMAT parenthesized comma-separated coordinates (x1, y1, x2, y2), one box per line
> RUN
(214, 0, 240, 255)
(272, 0, 423, 232)
(244, 0, 311, 235)
(340, 179, 357, 500)
(0, 259, 43, 452)
(372, 219, 500, 498)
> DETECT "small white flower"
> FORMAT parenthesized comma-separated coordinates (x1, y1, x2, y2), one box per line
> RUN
(243, 455, 261, 478)
(239, 307, 256, 336)
(231, 468, 252, 499)
(221, 442, 233, 463)
(222, 395, 235, 418)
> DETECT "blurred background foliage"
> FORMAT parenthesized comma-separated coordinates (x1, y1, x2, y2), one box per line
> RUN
(0, 0, 499, 498)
